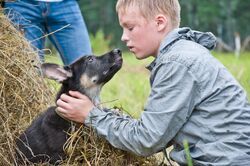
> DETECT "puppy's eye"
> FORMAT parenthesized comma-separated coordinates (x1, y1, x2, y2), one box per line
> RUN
(91, 76, 98, 83)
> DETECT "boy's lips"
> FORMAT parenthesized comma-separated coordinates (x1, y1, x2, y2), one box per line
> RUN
(129, 48, 134, 53)
(128, 46, 135, 52)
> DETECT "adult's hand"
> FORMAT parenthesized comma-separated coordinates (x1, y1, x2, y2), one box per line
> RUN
(56, 91, 94, 123)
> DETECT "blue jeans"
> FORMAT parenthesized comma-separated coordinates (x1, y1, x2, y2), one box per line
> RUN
(4, 0, 92, 65)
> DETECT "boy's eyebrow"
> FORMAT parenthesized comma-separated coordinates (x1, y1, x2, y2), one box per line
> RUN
(121, 23, 128, 27)
(120, 22, 133, 28)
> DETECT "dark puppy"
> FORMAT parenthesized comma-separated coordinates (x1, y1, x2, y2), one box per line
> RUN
(16, 49, 122, 164)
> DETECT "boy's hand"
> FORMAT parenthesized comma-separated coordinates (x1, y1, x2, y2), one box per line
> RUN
(56, 91, 94, 123)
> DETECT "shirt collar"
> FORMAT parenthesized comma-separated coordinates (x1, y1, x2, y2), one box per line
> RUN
(146, 59, 156, 71)
(146, 28, 182, 71)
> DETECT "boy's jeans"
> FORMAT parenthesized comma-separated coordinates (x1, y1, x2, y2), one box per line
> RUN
(4, 0, 92, 65)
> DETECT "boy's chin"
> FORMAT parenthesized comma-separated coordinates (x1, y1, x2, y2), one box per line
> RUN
(134, 53, 151, 60)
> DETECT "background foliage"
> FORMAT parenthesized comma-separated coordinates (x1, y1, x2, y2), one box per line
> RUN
(79, 0, 250, 49)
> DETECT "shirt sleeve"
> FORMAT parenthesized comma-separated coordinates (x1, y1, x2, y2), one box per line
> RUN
(84, 61, 200, 156)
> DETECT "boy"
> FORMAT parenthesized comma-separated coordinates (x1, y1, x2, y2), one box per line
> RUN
(56, 0, 250, 165)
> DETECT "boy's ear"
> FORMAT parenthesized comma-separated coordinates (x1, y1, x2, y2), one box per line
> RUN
(41, 63, 72, 83)
(155, 14, 168, 31)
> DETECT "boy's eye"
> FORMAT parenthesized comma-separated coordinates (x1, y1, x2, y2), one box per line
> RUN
(128, 27, 134, 31)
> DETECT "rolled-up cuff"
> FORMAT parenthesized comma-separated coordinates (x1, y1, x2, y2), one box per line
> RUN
(84, 107, 107, 127)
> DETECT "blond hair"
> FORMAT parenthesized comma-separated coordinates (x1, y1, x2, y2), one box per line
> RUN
(116, 0, 181, 28)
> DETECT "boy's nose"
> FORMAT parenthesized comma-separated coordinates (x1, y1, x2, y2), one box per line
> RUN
(121, 31, 129, 43)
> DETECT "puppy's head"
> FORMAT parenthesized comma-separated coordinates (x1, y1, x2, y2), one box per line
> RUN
(41, 49, 122, 102)
(72, 48, 122, 87)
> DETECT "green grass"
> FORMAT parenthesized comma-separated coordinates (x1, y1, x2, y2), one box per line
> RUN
(45, 52, 250, 117)
(213, 52, 250, 100)
(100, 53, 153, 118)
(183, 140, 193, 166)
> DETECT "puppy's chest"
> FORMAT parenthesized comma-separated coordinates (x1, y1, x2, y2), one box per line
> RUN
(43, 106, 71, 130)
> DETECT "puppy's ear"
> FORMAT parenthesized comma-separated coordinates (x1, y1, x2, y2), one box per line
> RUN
(41, 63, 72, 83)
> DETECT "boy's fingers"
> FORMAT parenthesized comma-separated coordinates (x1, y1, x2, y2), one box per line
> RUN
(69, 91, 88, 100)
(56, 99, 71, 110)
(55, 107, 69, 121)
(60, 93, 75, 102)
(56, 107, 67, 115)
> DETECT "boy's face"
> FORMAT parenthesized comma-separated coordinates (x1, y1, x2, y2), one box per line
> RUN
(118, 6, 162, 59)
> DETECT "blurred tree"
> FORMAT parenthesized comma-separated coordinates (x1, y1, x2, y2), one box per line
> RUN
(180, 0, 239, 49)
(79, 0, 249, 51)
(234, 0, 250, 43)
(78, 0, 123, 49)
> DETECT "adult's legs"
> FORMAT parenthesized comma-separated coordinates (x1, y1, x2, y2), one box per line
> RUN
(4, 0, 46, 62)
(46, 0, 92, 65)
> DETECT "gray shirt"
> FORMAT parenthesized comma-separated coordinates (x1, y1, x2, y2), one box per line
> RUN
(85, 27, 250, 166)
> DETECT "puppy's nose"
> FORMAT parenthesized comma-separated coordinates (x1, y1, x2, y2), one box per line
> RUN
(112, 49, 121, 55)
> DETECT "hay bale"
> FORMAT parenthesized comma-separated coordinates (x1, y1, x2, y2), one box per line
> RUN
(0, 10, 159, 165)
(0, 10, 55, 165)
